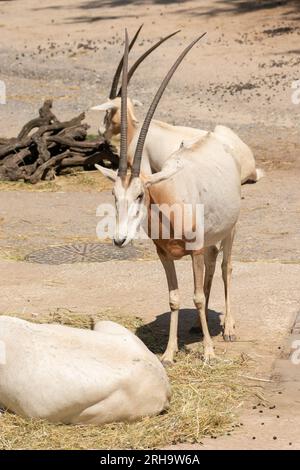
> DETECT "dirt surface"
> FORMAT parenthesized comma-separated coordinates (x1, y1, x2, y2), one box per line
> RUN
(0, 0, 300, 450)
(0, 1, 299, 154)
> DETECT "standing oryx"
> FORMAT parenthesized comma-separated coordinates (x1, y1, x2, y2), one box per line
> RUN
(96, 31, 241, 363)
(92, 27, 263, 184)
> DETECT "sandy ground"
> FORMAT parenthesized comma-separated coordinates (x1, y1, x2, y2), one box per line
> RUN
(0, 1, 300, 149)
(0, 0, 300, 450)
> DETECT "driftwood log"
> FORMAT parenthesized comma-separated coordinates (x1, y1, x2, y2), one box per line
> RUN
(0, 100, 118, 183)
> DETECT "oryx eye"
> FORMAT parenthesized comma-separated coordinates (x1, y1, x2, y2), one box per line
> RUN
(137, 193, 143, 201)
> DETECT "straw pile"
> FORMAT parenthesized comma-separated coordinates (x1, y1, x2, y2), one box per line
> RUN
(0, 311, 252, 449)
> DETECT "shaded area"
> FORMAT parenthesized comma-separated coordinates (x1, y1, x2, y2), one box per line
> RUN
(219, 0, 299, 14)
(78, 0, 300, 14)
(66, 13, 137, 23)
(31, 0, 300, 23)
(67, 0, 186, 23)
(137, 308, 223, 355)
(189, 0, 300, 17)
(80, 0, 188, 7)
(284, 49, 300, 54)
(32, 0, 188, 12)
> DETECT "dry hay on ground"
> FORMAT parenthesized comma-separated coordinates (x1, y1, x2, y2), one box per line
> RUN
(0, 170, 113, 193)
(0, 311, 255, 449)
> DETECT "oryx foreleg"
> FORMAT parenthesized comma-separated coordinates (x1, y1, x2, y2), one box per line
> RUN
(204, 245, 219, 316)
(157, 248, 180, 365)
(192, 252, 215, 361)
(221, 228, 236, 342)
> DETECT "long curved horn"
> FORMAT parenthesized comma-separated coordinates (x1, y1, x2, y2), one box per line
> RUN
(131, 33, 206, 178)
(109, 24, 143, 100)
(118, 29, 129, 177)
(117, 30, 181, 97)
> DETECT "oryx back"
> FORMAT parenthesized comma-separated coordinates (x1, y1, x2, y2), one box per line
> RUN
(150, 133, 241, 248)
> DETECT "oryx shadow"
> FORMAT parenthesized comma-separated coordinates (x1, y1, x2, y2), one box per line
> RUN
(136, 308, 222, 355)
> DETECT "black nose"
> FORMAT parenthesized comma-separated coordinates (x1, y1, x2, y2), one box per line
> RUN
(114, 238, 126, 247)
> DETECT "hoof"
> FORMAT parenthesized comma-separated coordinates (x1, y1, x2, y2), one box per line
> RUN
(161, 359, 174, 368)
(203, 355, 217, 366)
(223, 334, 237, 342)
(203, 346, 216, 365)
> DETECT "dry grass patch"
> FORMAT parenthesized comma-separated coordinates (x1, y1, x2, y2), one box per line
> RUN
(0, 311, 255, 449)
(0, 170, 113, 193)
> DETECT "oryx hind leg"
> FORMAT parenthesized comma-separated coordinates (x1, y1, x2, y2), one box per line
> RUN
(190, 245, 218, 335)
(192, 252, 215, 362)
(204, 245, 219, 315)
(157, 248, 180, 365)
(221, 227, 236, 342)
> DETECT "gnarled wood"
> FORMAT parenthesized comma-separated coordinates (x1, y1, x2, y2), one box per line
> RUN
(0, 100, 118, 183)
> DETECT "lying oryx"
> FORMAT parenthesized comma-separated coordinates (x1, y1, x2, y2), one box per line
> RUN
(92, 27, 263, 184)
(0, 316, 170, 424)
(96, 31, 241, 363)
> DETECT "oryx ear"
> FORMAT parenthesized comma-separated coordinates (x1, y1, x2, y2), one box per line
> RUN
(132, 99, 143, 107)
(145, 158, 184, 187)
(91, 101, 116, 112)
(95, 164, 118, 182)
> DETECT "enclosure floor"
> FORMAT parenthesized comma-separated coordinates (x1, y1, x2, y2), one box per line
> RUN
(0, 0, 299, 450)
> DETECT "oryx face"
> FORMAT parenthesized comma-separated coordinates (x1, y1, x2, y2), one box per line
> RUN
(103, 105, 121, 141)
(91, 97, 141, 141)
(112, 176, 146, 247)
(91, 98, 121, 140)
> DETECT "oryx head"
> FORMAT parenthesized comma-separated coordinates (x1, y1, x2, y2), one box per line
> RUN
(92, 96, 141, 141)
(96, 30, 206, 247)
(91, 26, 180, 140)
